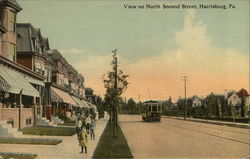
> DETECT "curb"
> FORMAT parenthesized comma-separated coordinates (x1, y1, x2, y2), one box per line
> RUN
(163, 116, 250, 129)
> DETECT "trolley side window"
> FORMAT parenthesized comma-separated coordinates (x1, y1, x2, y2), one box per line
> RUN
(148, 105, 152, 111)
(152, 105, 157, 111)
(142, 105, 145, 113)
(158, 106, 161, 112)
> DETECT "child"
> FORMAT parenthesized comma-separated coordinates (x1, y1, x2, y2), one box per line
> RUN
(90, 119, 96, 140)
(79, 128, 88, 154)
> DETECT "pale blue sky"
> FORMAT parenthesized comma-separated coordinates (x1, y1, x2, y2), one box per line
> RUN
(17, 0, 249, 63)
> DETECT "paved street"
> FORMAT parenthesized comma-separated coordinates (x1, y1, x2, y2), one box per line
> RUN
(0, 119, 108, 159)
(119, 115, 250, 159)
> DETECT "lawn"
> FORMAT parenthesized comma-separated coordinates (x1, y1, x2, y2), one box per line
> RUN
(0, 137, 62, 145)
(0, 152, 37, 159)
(93, 121, 133, 159)
(20, 126, 76, 136)
(58, 120, 75, 126)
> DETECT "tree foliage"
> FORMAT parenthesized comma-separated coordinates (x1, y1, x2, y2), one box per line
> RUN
(103, 52, 129, 137)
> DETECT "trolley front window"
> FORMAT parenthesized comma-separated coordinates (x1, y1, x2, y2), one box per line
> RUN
(152, 106, 157, 111)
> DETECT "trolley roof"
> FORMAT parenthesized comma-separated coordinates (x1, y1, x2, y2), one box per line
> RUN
(143, 100, 161, 104)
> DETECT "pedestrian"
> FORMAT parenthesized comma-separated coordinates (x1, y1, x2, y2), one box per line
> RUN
(75, 117, 82, 139)
(85, 115, 91, 134)
(79, 128, 88, 154)
(90, 119, 96, 140)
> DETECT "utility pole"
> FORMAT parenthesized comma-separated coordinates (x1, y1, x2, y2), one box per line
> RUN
(181, 76, 188, 120)
(112, 49, 118, 136)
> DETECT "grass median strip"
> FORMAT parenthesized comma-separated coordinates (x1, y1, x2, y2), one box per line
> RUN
(20, 126, 76, 136)
(0, 137, 62, 145)
(0, 152, 37, 159)
(93, 121, 133, 159)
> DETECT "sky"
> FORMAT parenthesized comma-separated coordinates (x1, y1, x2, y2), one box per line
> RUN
(17, 0, 249, 102)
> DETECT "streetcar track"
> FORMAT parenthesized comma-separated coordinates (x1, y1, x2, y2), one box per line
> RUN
(163, 117, 249, 135)
(159, 121, 250, 146)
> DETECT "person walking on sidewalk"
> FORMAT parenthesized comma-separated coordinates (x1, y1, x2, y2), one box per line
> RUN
(90, 119, 96, 140)
(75, 117, 82, 139)
(85, 115, 91, 134)
(79, 128, 88, 154)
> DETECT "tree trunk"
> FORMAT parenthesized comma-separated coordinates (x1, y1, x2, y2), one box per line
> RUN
(109, 108, 112, 129)
(112, 107, 117, 137)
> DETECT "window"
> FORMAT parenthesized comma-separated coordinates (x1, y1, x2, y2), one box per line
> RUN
(152, 106, 157, 111)
(7, 43, 16, 61)
(148, 105, 152, 111)
(8, 11, 16, 32)
(26, 117, 32, 125)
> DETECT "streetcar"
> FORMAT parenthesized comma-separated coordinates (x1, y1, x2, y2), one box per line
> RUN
(141, 100, 162, 122)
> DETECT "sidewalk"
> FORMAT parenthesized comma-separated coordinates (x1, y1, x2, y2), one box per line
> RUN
(164, 116, 250, 129)
(0, 118, 108, 159)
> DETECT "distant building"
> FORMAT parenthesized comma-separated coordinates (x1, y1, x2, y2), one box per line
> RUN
(192, 95, 202, 107)
(226, 88, 249, 116)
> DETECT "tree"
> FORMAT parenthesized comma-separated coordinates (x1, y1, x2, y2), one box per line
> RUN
(205, 93, 219, 117)
(96, 96, 104, 118)
(127, 98, 136, 114)
(103, 50, 129, 137)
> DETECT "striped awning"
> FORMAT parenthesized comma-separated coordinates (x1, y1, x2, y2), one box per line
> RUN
(71, 96, 86, 108)
(0, 75, 10, 92)
(0, 64, 40, 97)
(86, 102, 97, 110)
(51, 86, 76, 105)
(24, 76, 45, 87)
(51, 88, 63, 103)
(81, 100, 90, 109)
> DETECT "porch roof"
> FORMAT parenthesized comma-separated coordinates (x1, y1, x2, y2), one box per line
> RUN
(71, 96, 88, 108)
(51, 88, 63, 103)
(51, 86, 76, 106)
(81, 100, 91, 109)
(0, 64, 40, 97)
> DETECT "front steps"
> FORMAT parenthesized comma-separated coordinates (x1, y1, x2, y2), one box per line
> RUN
(0, 121, 23, 137)
(51, 116, 64, 124)
(36, 116, 56, 126)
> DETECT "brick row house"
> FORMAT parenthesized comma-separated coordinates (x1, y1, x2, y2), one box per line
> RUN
(0, 0, 43, 129)
(0, 0, 95, 132)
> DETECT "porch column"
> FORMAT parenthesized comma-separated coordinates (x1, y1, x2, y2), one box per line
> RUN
(33, 97, 37, 125)
(19, 91, 23, 129)
(46, 105, 52, 121)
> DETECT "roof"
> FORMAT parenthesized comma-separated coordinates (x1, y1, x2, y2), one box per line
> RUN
(143, 100, 160, 104)
(0, 0, 22, 12)
(17, 23, 49, 52)
(226, 90, 236, 99)
(16, 23, 33, 51)
(191, 95, 202, 101)
(237, 88, 249, 97)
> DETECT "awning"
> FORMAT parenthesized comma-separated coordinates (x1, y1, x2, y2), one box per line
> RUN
(87, 102, 97, 110)
(81, 100, 90, 109)
(0, 64, 40, 97)
(71, 96, 85, 108)
(51, 88, 63, 103)
(51, 86, 76, 105)
(0, 75, 10, 92)
(24, 76, 45, 87)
